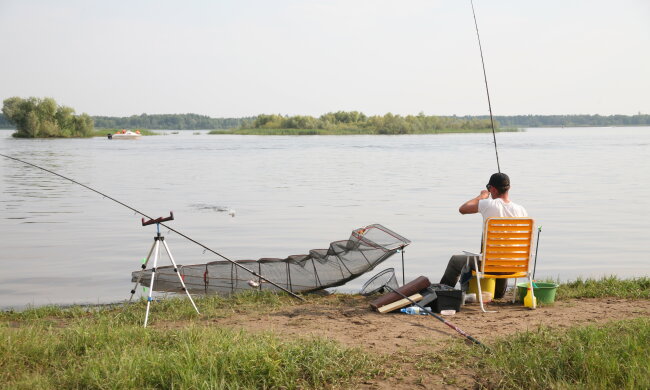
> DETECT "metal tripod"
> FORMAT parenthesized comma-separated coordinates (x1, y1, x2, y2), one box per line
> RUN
(129, 212, 200, 327)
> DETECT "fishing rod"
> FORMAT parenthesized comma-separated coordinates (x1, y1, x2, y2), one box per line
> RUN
(0, 153, 306, 302)
(470, 0, 501, 173)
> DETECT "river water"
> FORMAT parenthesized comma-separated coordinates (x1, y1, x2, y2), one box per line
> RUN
(1, 127, 649, 308)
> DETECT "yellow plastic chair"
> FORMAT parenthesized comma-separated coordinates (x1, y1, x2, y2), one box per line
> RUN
(463, 217, 535, 312)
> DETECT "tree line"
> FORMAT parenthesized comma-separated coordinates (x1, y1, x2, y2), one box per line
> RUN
(87, 112, 650, 131)
(2, 97, 93, 137)
(92, 113, 254, 130)
(471, 114, 650, 128)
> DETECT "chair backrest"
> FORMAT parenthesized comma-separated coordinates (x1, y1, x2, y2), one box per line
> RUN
(480, 217, 535, 275)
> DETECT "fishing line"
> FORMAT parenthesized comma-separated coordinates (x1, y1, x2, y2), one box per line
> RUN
(470, 0, 501, 173)
(0, 153, 305, 301)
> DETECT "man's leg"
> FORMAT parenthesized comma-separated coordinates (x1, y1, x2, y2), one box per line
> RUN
(494, 278, 508, 299)
(440, 254, 475, 288)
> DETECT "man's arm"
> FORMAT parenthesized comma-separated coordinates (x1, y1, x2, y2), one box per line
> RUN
(459, 190, 490, 214)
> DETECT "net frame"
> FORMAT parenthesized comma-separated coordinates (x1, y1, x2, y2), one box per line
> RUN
(359, 268, 399, 296)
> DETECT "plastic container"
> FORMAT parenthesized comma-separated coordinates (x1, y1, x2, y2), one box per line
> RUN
(523, 285, 537, 309)
(464, 292, 492, 304)
(429, 283, 462, 313)
(464, 293, 477, 303)
(467, 277, 496, 297)
(481, 291, 493, 303)
(516, 282, 559, 304)
(400, 306, 428, 315)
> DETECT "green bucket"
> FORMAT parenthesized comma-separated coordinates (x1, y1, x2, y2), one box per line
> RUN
(516, 282, 559, 304)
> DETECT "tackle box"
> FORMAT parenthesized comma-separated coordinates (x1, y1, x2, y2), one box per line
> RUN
(427, 283, 462, 313)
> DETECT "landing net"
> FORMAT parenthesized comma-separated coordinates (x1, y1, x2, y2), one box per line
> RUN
(131, 224, 410, 295)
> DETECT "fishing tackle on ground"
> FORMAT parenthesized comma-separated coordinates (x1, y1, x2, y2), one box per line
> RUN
(359, 268, 399, 296)
(384, 284, 485, 347)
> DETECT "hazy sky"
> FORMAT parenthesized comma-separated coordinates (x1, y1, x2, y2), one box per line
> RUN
(1, 0, 648, 117)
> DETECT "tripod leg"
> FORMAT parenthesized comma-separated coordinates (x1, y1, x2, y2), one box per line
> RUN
(129, 240, 157, 303)
(143, 240, 160, 328)
(162, 239, 201, 315)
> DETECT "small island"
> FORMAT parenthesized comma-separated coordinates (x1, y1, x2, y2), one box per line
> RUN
(2, 97, 94, 138)
(219, 112, 511, 135)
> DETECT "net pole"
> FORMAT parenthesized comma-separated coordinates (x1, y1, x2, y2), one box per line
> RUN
(401, 248, 405, 285)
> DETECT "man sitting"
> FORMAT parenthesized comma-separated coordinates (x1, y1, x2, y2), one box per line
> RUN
(440, 173, 528, 298)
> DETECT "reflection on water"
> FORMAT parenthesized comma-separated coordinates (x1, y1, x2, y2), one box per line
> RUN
(1, 128, 649, 308)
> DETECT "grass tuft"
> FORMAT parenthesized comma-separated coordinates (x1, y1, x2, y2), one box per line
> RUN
(413, 317, 650, 389)
(1, 291, 301, 327)
(1, 321, 378, 389)
(473, 318, 650, 389)
(556, 276, 650, 300)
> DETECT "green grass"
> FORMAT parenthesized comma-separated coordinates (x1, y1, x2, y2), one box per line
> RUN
(0, 324, 378, 389)
(413, 318, 650, 389)
(0, 291, 301, 326)
(555, 276, 650, 300)
(2, 278, 648, 389)
(478, 318, 650, 389)
(211, 127, 520, 135)
(0, 292, 378, 389)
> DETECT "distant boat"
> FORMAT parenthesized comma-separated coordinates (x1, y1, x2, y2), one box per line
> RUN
(109, 130, 141, 140)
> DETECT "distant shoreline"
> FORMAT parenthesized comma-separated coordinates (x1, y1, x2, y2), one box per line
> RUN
(216, 127, 520, 135)
(4, 113, 650, 132)
(2, 125, 649, 138)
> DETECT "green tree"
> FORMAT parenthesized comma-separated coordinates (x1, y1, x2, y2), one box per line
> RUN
(2, 97, 94, 138)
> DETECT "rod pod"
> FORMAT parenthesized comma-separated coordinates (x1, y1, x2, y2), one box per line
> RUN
(129, 214, 200, 327)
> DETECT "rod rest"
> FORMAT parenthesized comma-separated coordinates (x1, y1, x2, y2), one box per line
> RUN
(142, 211, 174, 226)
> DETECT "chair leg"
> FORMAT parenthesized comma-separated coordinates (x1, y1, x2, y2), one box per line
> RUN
(473, 257, 495, 313)
(512, 278, 517, 303)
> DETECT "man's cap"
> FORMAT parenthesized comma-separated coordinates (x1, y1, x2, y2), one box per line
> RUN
(488, 173, 510, 189)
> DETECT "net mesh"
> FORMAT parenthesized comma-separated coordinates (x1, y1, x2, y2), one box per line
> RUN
(359, 268, 399, 296)
(132, 224, 410, 295)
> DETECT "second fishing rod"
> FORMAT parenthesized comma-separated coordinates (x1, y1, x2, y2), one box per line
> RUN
(470, 0, 501, 173)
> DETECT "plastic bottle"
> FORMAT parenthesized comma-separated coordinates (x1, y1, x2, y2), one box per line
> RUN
(400, 306, 429, 315)
(523, 282, 537, 309)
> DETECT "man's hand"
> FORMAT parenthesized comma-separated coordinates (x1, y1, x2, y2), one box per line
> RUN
(459, 190, 490, 214)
